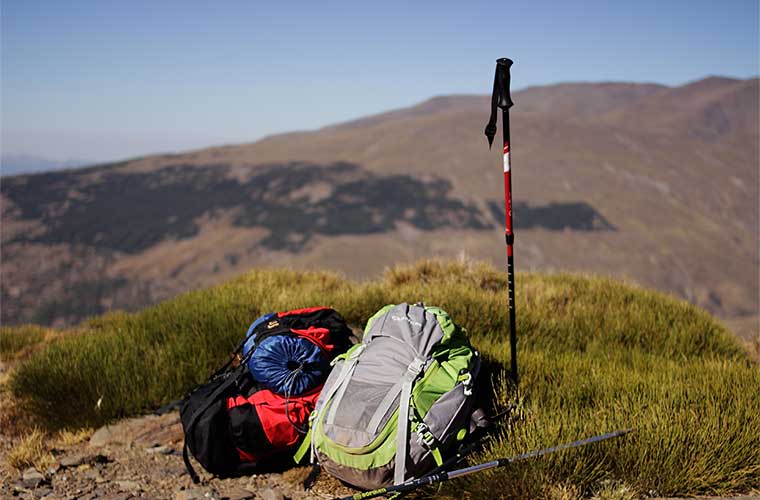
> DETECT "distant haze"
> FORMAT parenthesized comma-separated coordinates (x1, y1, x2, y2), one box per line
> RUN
(0, 155, 94, 177)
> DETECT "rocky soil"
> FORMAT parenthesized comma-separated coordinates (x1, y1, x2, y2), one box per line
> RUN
(0, 411, 356, 500)
(2, 410, 760, 500)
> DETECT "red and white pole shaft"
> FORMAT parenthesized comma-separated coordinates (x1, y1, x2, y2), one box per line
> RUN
(502, 107, 518, 388)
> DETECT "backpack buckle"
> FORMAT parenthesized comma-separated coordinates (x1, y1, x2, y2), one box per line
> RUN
(407, 357, 426, 376)
(458, 370, 473, 396)
(415, 423, 437, 448)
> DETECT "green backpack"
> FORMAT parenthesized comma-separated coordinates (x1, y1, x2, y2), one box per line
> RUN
(298, 303, 481, 490)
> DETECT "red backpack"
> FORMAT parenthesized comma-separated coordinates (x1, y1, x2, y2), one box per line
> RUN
(180, 307, 352, 482)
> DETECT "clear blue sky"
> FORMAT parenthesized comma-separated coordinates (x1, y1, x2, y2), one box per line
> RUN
(2, 0, 758, 162)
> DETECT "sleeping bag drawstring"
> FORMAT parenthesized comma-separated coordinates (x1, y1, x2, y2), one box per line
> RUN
(284, 363, 310, 434)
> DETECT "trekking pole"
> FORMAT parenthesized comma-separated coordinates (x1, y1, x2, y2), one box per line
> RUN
(387, 433, 491, 500)
(485, 58, 518, 388)
(388, 406, 514, 499)
(331, 429, 632, 500)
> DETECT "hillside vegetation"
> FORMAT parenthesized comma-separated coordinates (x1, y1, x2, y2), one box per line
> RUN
(5, 259, 759, 498)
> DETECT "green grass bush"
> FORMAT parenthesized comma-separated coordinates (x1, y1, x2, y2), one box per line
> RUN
(7, 259, 759, 496)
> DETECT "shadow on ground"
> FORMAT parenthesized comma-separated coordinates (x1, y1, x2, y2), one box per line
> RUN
(488, 200, 616, 231)
(3, 162, 490, 253)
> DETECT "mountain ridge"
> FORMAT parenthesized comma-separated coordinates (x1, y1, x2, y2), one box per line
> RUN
(4, 76, 755, 179)
(1, 76, 757, 326)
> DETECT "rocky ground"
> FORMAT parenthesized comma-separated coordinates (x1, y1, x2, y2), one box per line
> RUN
(0, 411, 356, 500)
(2, 409, 760, 500)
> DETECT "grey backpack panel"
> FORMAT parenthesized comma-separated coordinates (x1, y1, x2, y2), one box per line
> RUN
(406, 357, 480, 477)
(321, 304, 445, 449)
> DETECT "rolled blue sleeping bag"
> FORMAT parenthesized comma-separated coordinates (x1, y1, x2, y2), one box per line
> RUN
(242, 313, 330, 396)
(248, 335, 328, 396)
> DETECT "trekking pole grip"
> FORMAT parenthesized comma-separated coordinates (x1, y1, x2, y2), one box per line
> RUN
(495, 58, 514, 110)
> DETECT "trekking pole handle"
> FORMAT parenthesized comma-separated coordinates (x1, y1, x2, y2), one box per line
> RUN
(495, 58, 514, 110)
(484, 57, 514, 147)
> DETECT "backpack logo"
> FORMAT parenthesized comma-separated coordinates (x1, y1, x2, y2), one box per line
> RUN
(267, 320, 280, 329)
(391, 315, 422, 328)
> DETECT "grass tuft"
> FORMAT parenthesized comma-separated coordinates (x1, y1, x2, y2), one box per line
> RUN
(544, 482, 583, 500)
(5, 258, 759, 496)
(5, 428, 54, 471)
(592, 481, 637, 500)
(55, 428, 92, 447)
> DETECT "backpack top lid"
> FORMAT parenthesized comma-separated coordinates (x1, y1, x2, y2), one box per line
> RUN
(361, 302, 463, 354)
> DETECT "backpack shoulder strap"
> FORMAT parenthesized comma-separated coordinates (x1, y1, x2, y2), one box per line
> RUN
(393, 356, 426, 485)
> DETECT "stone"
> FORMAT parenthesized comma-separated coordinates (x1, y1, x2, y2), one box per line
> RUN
(58, 454, 87, 468)
(219, 487, 254, 500)
(258, 487, 285, 500)
(83, 468, 102, 482)
(34, 486, 53, 497)
(12, 480, 28, 491)
(145, 445, 173, 455)
(21, 468, 45, 488)
(89, 424, 120, 448)
(162, 464, 187, 476)
(98, 494, 133, 500)
(89, 417, 150, 448)
(115, 480, 142, 492)
(176, 488, 205, 500)
(90, 412, 182, 448)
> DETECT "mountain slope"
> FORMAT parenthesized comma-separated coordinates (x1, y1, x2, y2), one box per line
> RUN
(1, 77, 758, 326)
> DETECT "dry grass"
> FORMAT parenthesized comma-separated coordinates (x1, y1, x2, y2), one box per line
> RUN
(591, 482, 638, 500)
(544, 483, 583, 500)
(55, 428, 92, 447)
(5, 428, 54, 471)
